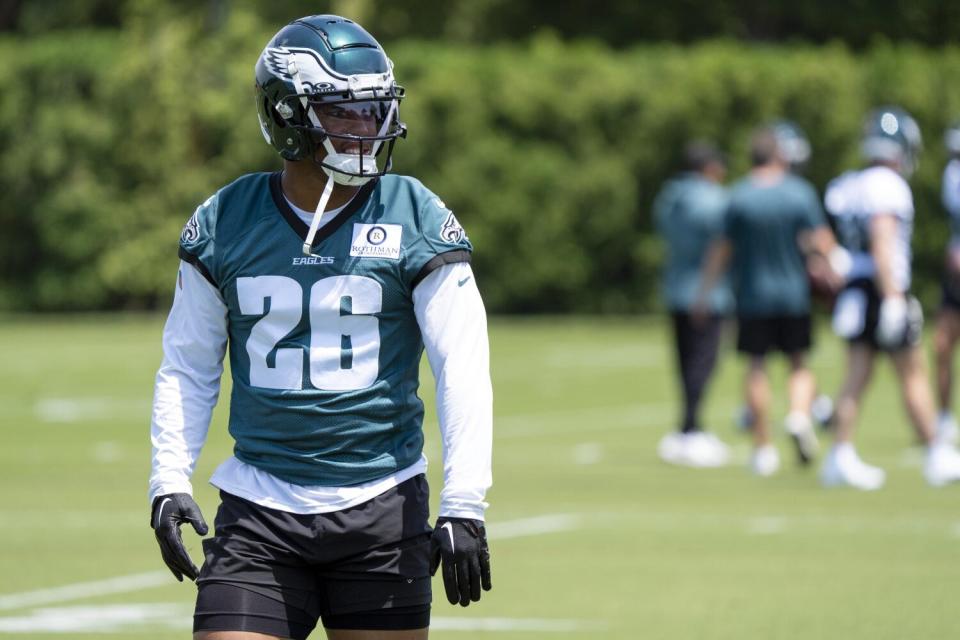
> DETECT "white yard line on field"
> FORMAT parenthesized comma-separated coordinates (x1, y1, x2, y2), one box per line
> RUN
(33, 397, 150, 423)
(0, 572, 170, 612)
(0, 603, 191, 633)
(494, 402, 677, 439)
(432, 616, 597, 632)
(0, 513, 579, 614)
(488, 514, 581, 540)
(746, 516, 788, 535)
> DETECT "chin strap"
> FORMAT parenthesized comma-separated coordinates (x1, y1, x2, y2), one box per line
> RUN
(302, 172, 336, 256)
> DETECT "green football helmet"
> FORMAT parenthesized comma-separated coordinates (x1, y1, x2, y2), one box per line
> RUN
(254, 15, 406, 185)
(861, 106, 922, 177)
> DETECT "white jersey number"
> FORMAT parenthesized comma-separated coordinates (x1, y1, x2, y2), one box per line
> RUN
(237, 275, 382, 391)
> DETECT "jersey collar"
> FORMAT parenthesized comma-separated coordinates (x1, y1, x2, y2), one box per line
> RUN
(269, 172, 378, 248)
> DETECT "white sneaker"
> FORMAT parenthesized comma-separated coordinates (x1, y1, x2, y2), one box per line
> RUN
(657, 432, 685, 465)
(936, 413, 959, 446)
(785, 412, 819, 466)
(924, 442, 960, 487)
(820, 444, 885, 490)
(658, 431, 730, 468)
(750, 445, 780, 477)
(682, 431, 731, 468)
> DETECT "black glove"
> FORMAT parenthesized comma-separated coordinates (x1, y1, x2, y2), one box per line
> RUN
(429, 517, 492, 606)
(150, 493, 209, 582)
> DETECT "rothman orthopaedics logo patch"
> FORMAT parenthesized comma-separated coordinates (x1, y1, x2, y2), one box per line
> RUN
(350, 223, 403, 259)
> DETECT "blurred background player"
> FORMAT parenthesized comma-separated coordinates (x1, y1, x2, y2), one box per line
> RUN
(655, 142, 733, 467)
(932, 121, 960, 445)
(734, 121, 843, 432)
(824, 106, 960, 489)
(696, 126, 839, 476)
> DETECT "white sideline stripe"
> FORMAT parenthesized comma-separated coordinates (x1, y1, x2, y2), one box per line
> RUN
(488, 514, 580, 540)
(0, 514, 577, 613)
(0, 572, 170, 612)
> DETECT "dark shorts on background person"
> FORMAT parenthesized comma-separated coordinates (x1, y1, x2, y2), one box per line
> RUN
(194, 474, 433, 639)
(836, 278, 922, 351)
(736, 314, 812, 356)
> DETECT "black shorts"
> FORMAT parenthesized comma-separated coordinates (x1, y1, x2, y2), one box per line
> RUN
(736, 314, 812, 356)
(194, 474, 433, 639)
(833, 278, 922, 351)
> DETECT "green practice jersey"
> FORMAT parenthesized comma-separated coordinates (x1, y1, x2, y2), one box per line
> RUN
(179, 172, 472, 486)
(655, 174, 733, 313)
(723, 173, 825, 317)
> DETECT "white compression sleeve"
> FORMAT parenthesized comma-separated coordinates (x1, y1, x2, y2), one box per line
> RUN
(413, 262, 493, 520)
(148, 261, 228, 502)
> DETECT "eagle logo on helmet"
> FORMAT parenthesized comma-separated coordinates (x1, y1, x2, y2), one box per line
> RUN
(262, 47, 338, 94)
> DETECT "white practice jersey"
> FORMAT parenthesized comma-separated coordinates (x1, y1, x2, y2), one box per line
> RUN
(942, 159, 960, 245)
(824, 165, 914, 292)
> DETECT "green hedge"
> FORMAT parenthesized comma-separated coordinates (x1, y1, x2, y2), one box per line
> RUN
(3, 12, 960, 312)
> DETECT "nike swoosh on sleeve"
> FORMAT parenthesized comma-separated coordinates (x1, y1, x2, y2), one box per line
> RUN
(457, 277, 471, 287)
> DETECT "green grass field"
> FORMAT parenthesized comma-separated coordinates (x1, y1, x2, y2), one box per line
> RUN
(1, 314, 958, 639)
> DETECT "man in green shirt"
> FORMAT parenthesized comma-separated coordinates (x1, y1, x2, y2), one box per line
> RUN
(697, 127, 838, 476)
(655, 142, 733, 468)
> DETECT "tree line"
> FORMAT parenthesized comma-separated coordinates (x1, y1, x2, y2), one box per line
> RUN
(2, 6, 960, 312)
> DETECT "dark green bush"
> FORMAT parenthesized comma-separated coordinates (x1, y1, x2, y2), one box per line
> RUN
(2, 11, 959, 312)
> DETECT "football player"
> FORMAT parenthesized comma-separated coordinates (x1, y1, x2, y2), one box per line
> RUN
(148, 15, 492, 640)
(824, 107, 960, 489)
(696, 126, 838, 476)
(654, 141, 733, 468)
(933, 121, 960, 445)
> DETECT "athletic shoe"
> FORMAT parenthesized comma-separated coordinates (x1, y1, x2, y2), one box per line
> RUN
(681, 431, 731, 468)
(784, 412, 818, 466)
(658, 431, 730, 468)
(750, 445, 780, 477)
(657, 432, 685, 465)
(811, 394, 836, 431)
(936, 413, 959, 446)
(820, 444, 885, 490)
(923, 442, 960, 487)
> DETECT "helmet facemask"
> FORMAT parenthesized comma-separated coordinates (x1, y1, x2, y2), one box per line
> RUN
(280, 66, 406, 186)
(306, 94, 406, 186)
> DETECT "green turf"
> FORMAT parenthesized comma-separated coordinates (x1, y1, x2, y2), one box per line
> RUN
(0, 314, 957, 639)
